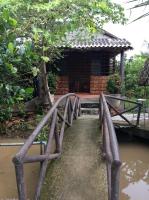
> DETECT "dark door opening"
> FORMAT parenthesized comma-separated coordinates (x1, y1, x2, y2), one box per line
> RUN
(69, 53, 90, 93)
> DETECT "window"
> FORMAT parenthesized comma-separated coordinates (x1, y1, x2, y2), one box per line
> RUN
(91, 54, 110, 76)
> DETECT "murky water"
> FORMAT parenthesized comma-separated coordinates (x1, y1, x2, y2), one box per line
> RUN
(119, 138, 149, 200)
(0, 138, 40, 199)
(1, 135, 149, 200)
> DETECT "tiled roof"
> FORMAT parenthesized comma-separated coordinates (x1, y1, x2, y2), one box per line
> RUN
(60, 30, 132, 50)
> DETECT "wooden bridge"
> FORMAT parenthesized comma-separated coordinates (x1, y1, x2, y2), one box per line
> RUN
(13, 93, 143, 200)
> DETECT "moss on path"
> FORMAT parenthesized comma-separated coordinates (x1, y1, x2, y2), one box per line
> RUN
(41, 117, 108, 200)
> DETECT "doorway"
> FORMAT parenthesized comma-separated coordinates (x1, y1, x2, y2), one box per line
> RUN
(69, 53, 90, 93)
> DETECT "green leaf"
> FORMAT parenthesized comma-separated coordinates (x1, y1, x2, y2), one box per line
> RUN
(32, 67, 39, 77)
(41, 56, 49, 63)
(25, 87, 34, 94)
(19, 89, 25, 95)
(11, 67, 17, 74)
(5, 84, 10, 91)
(16, 97, 24, 101)
(43, 46, 49, 52)
(6, 63, 17, 74)
(2, 9, 9, 21)
(8, 42, 14, 54)
(33, 32, 39, 43)
(8, 17, 17, 27)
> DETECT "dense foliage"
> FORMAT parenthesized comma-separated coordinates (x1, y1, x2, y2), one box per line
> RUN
(0, 0, 126, 124)
(125, 54, 149, 98)
(0, 9, 32, 121)
(106, 73, 121, 94)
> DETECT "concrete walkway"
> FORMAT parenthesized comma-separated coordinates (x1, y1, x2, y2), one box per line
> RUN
(41, 117, 108, 200)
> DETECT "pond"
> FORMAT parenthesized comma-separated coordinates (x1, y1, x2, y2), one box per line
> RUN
(0, 138, 40, 199)
(119, 136, 149, 200)
(1, 134, 149, 200)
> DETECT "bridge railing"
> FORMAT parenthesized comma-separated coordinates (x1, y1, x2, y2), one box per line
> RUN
(105, 95, 142, 127)
(100, 93, 121, 200)
(12, 93, 81, 200)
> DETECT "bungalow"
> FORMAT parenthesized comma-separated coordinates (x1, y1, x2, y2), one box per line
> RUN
(55, 30, 132, 95)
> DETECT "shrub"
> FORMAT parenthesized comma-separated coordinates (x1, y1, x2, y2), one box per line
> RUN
(106, 73, 121, 94)
(48, 72, 57, 94)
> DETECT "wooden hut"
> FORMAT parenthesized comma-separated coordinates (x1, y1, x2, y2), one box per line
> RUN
(56, 30, 132, 95)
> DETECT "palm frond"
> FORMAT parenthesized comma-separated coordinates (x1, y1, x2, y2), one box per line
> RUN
(128, 0, 149, 3)
(128, 0, 141, 2)
(128, 0, 149, 21)
(131, 1, 149, 9)
(131, 11, 149, 22)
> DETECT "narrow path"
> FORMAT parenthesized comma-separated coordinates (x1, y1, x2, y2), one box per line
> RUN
(41, 117, 108, 200)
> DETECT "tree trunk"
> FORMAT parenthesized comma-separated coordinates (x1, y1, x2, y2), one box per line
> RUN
(39, 61, 52, 107)
(24, 62, 53, 112)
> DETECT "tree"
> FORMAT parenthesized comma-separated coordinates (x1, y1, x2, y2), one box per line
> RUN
(125, 54, 148, 97)
(0, 0, 126, 106)
(0, 8, 26, 122)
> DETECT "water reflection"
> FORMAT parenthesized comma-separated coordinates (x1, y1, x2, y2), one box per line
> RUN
(120, 141, 149, 200)
(122, 180, 149, 200)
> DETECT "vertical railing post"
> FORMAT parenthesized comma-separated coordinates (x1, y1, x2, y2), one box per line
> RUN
(67, 98, 71, 124)
(13, 161, 26, 200)
(74, 97, 78, 119)
(54, 117, 61, 153)
(102, 113, 106, 156)
(136, 103, 142, 126)
(78, 98, 81, 117)
(108, 163, 111, 200)
(59, 97, 70, 146)
(35, 109, 58, 200)
(99, 97, 103, 127)
(76, 97, 80, 118)
(111, 161, 121, 200)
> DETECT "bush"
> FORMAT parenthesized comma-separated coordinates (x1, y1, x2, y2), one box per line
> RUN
(125, 54, 148, 98)
(48, 72, 57, 94)
(106, 73, 121, 94)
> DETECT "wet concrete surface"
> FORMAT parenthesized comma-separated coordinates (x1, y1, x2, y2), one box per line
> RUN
(41, 117, 108, 200)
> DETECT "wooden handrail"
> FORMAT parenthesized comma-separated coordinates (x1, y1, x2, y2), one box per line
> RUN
(12, 93, 80, 200)
(100, 93, 143, 200)
(105, 95, 142, 105)
(100, 93, 121, 200)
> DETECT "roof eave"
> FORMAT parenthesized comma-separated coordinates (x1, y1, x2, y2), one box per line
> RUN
(61, 46, 133, 54)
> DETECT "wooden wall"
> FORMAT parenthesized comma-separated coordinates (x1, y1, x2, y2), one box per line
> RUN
(55, 50, 115, 94)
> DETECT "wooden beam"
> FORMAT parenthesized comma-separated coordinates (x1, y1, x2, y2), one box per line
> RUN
(120, 51, 125, 95)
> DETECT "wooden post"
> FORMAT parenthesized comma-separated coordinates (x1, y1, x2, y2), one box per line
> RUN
(35, 109, 58, 200)
(136, 103, 142, 126)
(113, 57, 116, 74)
(14, 162, 26, 200)
(111, 161, 121, 200)
(120, 51, 125, 95)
